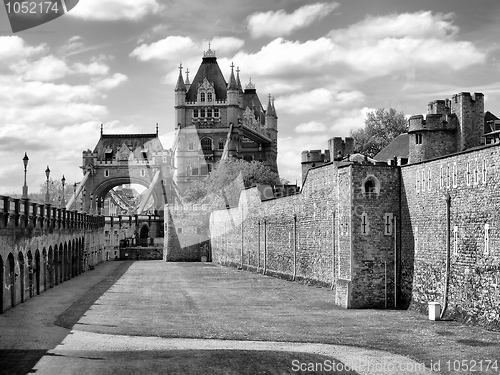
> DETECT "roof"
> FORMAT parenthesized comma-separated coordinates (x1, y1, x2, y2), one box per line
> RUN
(374, 133, 410, 161)
(484, 111, 499, 134)
(242, 88, 265, 125)
(185, 56, 227, 102)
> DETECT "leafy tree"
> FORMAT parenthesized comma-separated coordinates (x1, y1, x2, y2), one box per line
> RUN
(350, 108, 408, 158)
(183, 158, 284, 207)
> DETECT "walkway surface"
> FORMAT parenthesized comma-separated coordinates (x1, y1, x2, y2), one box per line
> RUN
(1, 261, 499, 375)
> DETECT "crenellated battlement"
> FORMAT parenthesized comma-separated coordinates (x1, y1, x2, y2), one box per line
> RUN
(408, 113, 457, 133)
(328, 137, 354, 161)
(408, 92, 484, 163)
(301, 149, 330, 163)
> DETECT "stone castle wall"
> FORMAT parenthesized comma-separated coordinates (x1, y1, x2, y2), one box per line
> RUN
(164, 207, 211, 261)
(401, 143, 500, 329)
(210, 162, 401, 309)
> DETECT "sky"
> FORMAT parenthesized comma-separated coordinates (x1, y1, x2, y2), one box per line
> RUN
(0, 0, 499, 195)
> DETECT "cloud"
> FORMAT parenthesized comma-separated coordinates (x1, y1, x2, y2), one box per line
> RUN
(208, 37, 245, 55)
(21, 55, 71, 81)
(278, 89, 365, 115)
(130, 36, 197, 62)
(0, 36, 129, 194)
(69, 0, 162, 21)
(295, 121, 328, 134)
(247, 2, 340, 38)
(92, 73, 128, 90)
(73, 61, 110, 76)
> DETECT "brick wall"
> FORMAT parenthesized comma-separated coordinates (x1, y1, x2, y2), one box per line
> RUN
(401, 143, 500, 329)
(210, 161, 400, 309)
(164, 207, 211, 261)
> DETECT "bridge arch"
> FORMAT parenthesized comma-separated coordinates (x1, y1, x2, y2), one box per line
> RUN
(90, 176, 164, 214)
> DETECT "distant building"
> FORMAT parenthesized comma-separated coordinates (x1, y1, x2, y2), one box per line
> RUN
(172, 46, 279, 193)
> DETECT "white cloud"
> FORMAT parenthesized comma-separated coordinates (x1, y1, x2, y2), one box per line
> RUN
(69, 0, 162, 21)
(0, 36, 129, 194)
(247, 2, 340, 38)
(92, 73, 128, 90)
(22, 55, 71, 81)
(295, 121, 328, 134)
(73, 61, 110, 76)
(130, 36, 197, 62)
(0, 36, 45, 62)
(330, 11, 458, 42)
(279, 89, 365, 115)
(208, 37, 245, 55)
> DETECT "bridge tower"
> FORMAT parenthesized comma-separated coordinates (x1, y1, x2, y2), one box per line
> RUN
(172, 46, 279, 193)
(71, 126, 176, 215)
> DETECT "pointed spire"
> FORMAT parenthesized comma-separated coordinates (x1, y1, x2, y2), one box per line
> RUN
(203, 42, 216, 58)
(266, 94, 274, 116)
(227, 62, 238, 90)
(185, 68, 190, 85)
(272, 96, 277, 117)
(175, 63, 186, 92)
(100, 123, 103, 136)
(245, 77, 255, 90)
(236, 66, 243, 92)
(156, 123, 159, 136)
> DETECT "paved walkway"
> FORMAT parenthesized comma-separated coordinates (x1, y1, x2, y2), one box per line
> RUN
(1, 261, 499, 374)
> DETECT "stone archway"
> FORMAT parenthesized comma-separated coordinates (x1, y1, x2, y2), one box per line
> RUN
(91, 177, 164, 216)
(42, 248, 47, 292)
(27, 250, 33, 298)
(7, 253, 15, 308)
(58, 245, 63, 284)
(18, 251, 25, 303)
(35, 250, 41, 295)
(48, 247, 54, 288)
(53, 245, 59, 286)
(77, 132, 170, 214)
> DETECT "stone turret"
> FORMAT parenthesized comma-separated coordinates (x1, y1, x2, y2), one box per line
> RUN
(408, 92, 484, 164)
(328, 137, 354, 161)
(300, 149, 330, 184)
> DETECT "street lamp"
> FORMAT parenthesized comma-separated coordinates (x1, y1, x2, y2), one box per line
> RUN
(45, 166, 50, 204)
(61, 175, 66, 208)
(22, 152, 29, 199)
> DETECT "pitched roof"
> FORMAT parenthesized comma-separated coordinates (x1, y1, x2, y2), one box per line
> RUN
(373, 133, 409, 161)
(185, 56, 227, 102)
(242, 88, 265, 125)
(484, 111, 499, 134)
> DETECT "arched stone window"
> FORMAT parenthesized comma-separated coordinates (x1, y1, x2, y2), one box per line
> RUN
(201, 138, 212, 151)
(362, 175, 380, 195)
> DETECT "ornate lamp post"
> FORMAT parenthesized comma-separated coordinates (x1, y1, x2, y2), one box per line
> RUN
(22, 152, 29, 198)
(45, 166, 51, 204)
(61, 175, 66, 208)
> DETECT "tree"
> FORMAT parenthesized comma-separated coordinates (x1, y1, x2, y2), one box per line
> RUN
(37, 178, 76, 206)
(183, 158, 284, 207)
(350, 108, 408, 158)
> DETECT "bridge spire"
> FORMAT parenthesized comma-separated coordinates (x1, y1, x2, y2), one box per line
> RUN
(100, 123, 103, 137)
(156, 123, 159, 136)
